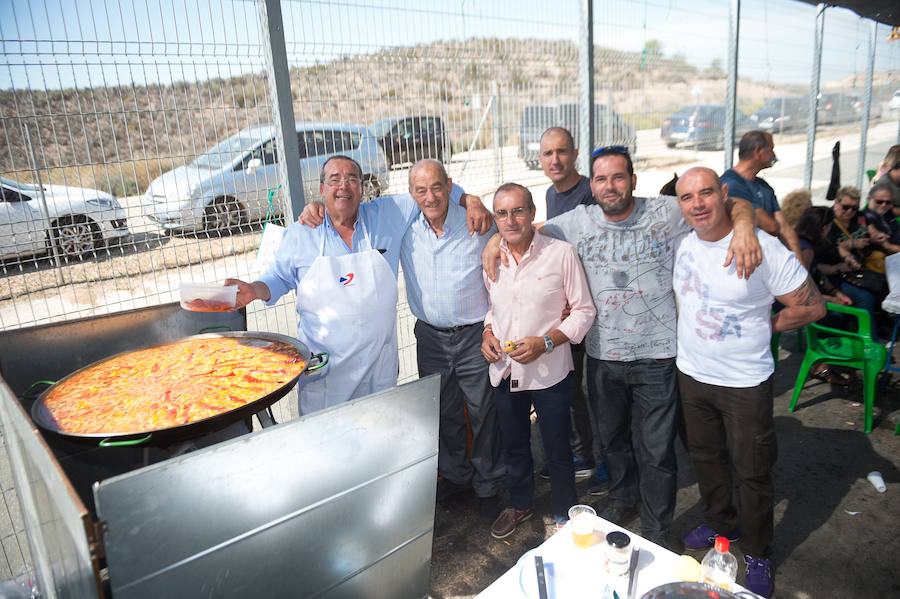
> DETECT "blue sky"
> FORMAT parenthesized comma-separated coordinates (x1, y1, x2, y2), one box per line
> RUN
(1, 0, 898, 91)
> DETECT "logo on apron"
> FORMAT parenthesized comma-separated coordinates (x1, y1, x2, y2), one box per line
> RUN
(339, 273, 354, 286)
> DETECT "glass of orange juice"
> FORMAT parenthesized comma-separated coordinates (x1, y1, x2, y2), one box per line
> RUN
(567, 504, 597, 548)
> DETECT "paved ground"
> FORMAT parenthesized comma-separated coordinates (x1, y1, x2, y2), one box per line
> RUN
(428, 329, 900, 599)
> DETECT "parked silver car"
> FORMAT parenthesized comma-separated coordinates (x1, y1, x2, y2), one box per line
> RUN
(142, 122, 390, 233)
(1, 177, 128, 261)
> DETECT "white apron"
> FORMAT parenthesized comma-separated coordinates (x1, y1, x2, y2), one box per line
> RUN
(294, 219, 399, 415)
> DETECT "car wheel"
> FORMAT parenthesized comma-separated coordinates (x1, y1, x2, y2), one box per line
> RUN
(204, 196, 245, 234)
(665, 141, 677, 149)
(362, 175, 381, 202)
(52, 215, 99, 259)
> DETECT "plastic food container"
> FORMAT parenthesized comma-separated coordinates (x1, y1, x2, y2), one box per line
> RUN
(179, 282, 238, 312)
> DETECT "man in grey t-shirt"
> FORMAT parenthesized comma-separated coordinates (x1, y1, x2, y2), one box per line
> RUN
(541, 147, 760, 547)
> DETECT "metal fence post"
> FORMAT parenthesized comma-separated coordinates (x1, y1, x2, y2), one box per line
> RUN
(804, 4, 826, 190)
(724, 0, 740, 171)
(492, 80, 503, 185)
(258, 0, 306, 221)
(578, 0, 594, 177)
(856, 19, 876, 190)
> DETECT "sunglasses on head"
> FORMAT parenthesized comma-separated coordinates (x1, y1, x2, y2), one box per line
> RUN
(592, 145, 630, 158)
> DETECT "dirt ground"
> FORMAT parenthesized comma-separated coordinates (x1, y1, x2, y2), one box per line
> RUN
(428, 328, 900, 599)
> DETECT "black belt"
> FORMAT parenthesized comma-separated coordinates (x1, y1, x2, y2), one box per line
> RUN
(419, 320, 481, 334)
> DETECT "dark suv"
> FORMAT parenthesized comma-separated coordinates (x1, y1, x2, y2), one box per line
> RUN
(750, 96, 809, 133)
(518, 102, 637, 169)
(661, 104, 754, 149)
(369, 116, 449, 168)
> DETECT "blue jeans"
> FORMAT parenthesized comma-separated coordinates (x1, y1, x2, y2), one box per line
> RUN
(586, 357, 678, 537)
(493, 374, 577, 521)
(838, 282, 878, 339)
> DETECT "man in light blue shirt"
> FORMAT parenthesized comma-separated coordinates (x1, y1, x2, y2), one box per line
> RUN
(228, 156, 489, 416)
(400, 159, 505, 522)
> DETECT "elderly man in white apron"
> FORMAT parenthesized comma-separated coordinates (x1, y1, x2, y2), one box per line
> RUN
(227, 155, 489, 415)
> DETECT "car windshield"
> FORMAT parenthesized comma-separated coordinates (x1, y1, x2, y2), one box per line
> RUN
(0, 177, 38, 192)
(192, 134, 260, 169)
(369, 119, 399, 138)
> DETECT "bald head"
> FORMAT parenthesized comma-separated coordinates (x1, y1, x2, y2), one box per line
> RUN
(539, 127, 580, 189)
(409, 159, 453, 232)
(409, 159, 449, 186)
(675, 167, 732, 241)
(675, 167, 722, 196)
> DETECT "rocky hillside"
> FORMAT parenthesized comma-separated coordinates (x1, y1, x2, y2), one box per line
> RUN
(0, 37, 842, 194)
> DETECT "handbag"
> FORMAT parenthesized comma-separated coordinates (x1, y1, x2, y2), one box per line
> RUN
(842, 269, 886, 293)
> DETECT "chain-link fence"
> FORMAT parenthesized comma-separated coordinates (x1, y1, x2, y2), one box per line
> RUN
(0, 0, 899, 586)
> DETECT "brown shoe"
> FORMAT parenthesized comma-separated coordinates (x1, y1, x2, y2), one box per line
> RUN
(490, 507, 534, 539)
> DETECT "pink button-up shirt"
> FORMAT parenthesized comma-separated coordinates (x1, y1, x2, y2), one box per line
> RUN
(484, 229, 596, 391)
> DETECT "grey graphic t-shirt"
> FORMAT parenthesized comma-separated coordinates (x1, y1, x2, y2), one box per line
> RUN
(542, 197, 690, 361)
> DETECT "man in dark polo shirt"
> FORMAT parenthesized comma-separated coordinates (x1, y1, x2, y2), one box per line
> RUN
(721, 131, 802, 260)
(537, 126, 609, 496)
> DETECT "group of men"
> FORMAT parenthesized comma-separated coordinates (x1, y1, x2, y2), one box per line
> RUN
(227, 126, 827, 599)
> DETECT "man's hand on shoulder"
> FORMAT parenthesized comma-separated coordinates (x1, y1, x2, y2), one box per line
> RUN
(481, 232, 506, 281)
(463, 193, 493, 235)
(297, 201, 325, 227)
(725, 218, 763, 279)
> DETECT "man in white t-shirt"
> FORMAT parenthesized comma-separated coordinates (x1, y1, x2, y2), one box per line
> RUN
(672, 167, 825, 598)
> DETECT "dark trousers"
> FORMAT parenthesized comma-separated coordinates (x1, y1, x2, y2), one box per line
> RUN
(586, 357, 678, 537)
(677, 370, 777, 558)
(415, 320, 505, 498)
(493, 374, 577, 520)
(569, 341, 599, 463)
(541, 342, 601, 466)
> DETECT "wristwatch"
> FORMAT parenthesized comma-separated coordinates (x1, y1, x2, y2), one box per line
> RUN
(543, 335, 555, 354)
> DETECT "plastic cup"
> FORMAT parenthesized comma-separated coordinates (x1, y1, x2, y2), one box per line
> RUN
(567, 505, 597, 548)
(867, 471, 886, 493)
(180, 282, 238, 312)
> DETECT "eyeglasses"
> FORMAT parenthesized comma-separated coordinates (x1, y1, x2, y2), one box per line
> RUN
(323, 175, 361, 187)
(493, 206, 531, 220)
(837, 203, 858, 212)
(592, 145, 630, 157)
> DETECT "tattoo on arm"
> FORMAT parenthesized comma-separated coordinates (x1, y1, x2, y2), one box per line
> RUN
(788, 276, 824, 306)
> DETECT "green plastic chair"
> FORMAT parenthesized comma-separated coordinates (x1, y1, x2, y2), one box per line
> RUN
(790, 303, 887, 434)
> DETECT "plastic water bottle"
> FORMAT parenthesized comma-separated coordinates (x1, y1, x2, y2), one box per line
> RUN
(700, 536, 738, 591)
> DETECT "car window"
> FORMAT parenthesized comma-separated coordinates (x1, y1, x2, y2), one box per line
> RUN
(302, 130, 328, 158)
(194, 133, 259, 169)
(237, 138, 277, 170)
(323, 130, 356, 153)
(1, 185, 27, 202)
(395, 119, 414, 138)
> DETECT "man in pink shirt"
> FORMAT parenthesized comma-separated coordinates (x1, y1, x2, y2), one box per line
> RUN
(481, 182, 597, 539)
